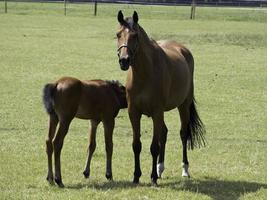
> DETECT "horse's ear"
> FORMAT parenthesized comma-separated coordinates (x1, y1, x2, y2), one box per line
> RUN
(117, 10, 124, 24)
(133, 11, 138, 24)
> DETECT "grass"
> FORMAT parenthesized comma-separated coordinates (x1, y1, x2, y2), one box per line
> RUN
(0, 2, 267, 200)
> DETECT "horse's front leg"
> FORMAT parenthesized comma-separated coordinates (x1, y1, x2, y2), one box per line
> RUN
(129, 107, 142, 184)
(83, 120, 99, 179)
(151, 111, 164, 185)
(103, 119, 115, 180)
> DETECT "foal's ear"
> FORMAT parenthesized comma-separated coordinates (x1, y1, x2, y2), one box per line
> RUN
(117, 10, 124, 24)
(133, 11, 138, 24)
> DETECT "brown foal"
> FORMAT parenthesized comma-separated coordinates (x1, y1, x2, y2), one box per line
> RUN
(43, 77, 127, 187)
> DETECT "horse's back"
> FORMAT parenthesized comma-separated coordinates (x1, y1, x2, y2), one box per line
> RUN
(157, 40, 194, 74)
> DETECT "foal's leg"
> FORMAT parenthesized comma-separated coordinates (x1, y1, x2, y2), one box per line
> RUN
(129, 108, 142, 184)
(157, 122, 168, 178)
(151, 111, 164, 185)
(178, 104, 190, 177)
(103, 119, 115, 180)
(46, 115, 58, 184)
(83, 120, 99, 179)
(53, 117, 72, 187)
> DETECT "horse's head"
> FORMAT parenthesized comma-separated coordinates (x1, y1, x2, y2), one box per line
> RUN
(116, 10, 139, 71)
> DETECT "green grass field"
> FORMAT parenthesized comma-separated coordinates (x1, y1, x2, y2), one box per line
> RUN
(0, 2, 267, 200)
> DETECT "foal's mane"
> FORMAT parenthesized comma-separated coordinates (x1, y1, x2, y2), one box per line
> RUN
(105, 80, 124, 88)
(105, 80, 127, 109)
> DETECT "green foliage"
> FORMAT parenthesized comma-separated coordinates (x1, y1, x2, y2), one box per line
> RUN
(0, 2, 266, 200)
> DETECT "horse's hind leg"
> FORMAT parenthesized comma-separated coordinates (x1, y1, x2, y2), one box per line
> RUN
(53, 117, 72, 187)
(178, 103, 191, 177)
(157, 122, 168, 178)
(83, 119, 99, 179)
(46, 115, 58, 184)
(103, 119, 115, 180)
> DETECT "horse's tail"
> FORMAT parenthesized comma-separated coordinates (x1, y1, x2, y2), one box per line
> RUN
(42, 83, 57, 116)
(187, 97, 206, 150)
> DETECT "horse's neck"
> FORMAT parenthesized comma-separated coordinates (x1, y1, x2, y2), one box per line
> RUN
(131, 27, 156, 82)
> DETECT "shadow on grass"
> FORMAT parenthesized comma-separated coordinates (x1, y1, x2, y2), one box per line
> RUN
(160, 176, 267, 200)
(66, 176, 267, 200)
(66, 180, 150, 190)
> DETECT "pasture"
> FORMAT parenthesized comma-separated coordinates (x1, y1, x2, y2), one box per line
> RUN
(0, 2, 267, 199)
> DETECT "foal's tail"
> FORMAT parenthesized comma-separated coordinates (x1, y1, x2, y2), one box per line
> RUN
(42, 83, 57, 116)
(188, 97, 206, 150)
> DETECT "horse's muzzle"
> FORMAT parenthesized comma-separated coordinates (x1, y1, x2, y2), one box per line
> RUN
(119, 57, 130, 71)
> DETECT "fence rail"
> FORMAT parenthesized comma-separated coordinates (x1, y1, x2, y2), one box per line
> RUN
(2, 0, 267, 16)
(4, 0, 267, 6)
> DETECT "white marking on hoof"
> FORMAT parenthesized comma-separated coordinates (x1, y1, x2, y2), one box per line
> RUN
(157, 163, 165, 178)
(181, 162, 190, 178)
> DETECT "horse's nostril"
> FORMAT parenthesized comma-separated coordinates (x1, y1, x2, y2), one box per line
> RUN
(119, 57, 130, 71)
(120, 57, 129, 65)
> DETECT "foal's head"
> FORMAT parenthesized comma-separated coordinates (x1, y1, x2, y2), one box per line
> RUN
(116, 10, 140, 71)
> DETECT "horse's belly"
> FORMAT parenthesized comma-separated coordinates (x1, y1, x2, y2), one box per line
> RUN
(164, 85, 190, 111)
(133, 94, 153, 117)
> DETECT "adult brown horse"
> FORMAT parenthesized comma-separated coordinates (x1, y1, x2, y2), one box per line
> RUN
(43, 77, 127, 187)
(116, 11, 206, 185)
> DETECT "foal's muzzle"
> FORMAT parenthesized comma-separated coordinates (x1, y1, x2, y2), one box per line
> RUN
(119, 57, 130, 71)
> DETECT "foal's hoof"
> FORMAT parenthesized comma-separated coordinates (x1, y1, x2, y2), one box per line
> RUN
(55, 178, 65, 188)
(105, 173, 113, 181)
(83, 171, 90, 179)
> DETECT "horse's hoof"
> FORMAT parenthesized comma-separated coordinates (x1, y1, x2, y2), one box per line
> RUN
(151, 179, 158, 187)
(55, 178, 65, 188)
(133, 177, 139, 184)
(46, 176, 55, 185)
(105, 173, 113, 181)
(182, 173, 190, 178)
(83, 171, 90, 179)
(181, 162, 190, 178)
(151, 174, 158, 186)
(157, 163, 165, 178)
(182, 172, 191, 178)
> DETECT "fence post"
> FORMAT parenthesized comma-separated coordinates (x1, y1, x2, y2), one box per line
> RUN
(5, 0, 7, 13)
(94, 0, 97, 16)
(64, 0, 67, 16)
(190, 0, 196, 19)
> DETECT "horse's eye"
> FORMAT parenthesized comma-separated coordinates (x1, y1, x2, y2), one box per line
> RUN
(116, 33, 121, 39)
